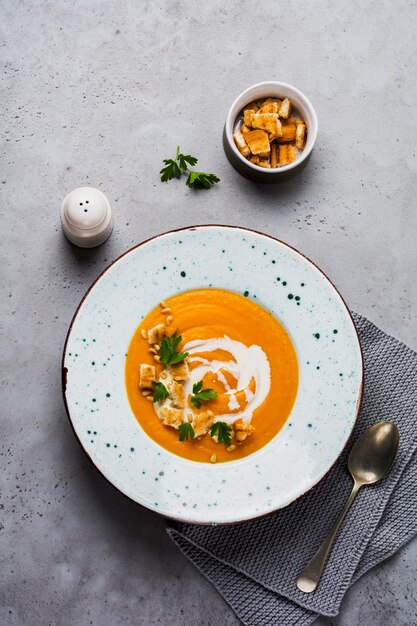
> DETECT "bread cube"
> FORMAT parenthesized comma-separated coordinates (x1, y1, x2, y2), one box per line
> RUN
(251, 113, 282, 139)
(278, 144, 298, 166)
(270, 143, 278, 168)
(193, 410, 215, 437)
(147, 324, 165, 344)
(169, 380, 186, 409)
(296, 122, 306, 149)
(139, 364, 156, 389)
(243, 109, 255, 126)
(277, 118, 297, 143)
(258, 101, 279, 114)
(233, 130, 250, 157)
(159, 406, 183, 428)
(170, 360, 189, 381)
(245, 130, 271, 155)
(278, 98, 291, 119)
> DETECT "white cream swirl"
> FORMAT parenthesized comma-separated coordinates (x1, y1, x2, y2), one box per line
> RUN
(183, 335, 271, 424)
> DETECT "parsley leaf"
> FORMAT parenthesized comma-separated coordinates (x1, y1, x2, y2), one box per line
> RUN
(160, 158, 182, 182)
(177, 148, 198, 171)
(178, 422, 195, 441)
(152, 381, 169, 403)
(186, 171, 220, 190)
(193, 380, 203, 394)
(160, 147, 219, 191)
(210, 421, 232, 446)
(160, 146, 198, 182)
(190, 380, 218, 408)
(159, 331, 189, 367)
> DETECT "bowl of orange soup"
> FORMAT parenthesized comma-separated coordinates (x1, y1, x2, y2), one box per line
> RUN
(62, 225, 363, 524)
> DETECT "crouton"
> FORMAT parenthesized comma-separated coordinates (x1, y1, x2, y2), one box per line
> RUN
(169, 380, 186, 409)
(258, 158, 271, 169)
(260, 97, 281, 107)
(245, 130, 270, 155)
(193, 410, 215, 437)
(250, 155, 260, 165)
(170, 360, 189, 381)
(296, 122, 306, 149)
(241, 124, 250, 134)
(147, 324, 165, 344)
(251, 113, 282, 139)
(139, 364, 155, 389)
(233, 130, 250, 157)
(278, 144, 298, 166)
(258, 101, 279, 114)
(270, 143, 278, 168)
(159, 406, 183, 428)
(277, 118, 297, 143)
(278, 98, 291, 119)
(243, 109, 256, 126)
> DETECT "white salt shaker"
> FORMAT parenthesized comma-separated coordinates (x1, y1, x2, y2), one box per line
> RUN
(60, 187, 113, 248)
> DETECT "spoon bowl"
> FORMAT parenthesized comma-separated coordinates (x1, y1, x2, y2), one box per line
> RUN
(348, 421, 400, 486)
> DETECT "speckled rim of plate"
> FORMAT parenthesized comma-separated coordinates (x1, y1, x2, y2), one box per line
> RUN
(62, 225, 363, 525)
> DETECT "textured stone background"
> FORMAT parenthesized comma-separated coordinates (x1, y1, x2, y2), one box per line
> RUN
(1, 1, 416, 625)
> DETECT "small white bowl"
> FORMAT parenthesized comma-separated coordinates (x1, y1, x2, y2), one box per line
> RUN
(223, 81, 318, 183)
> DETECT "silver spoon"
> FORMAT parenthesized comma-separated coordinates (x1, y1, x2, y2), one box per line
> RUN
(296, 420, 399, 593)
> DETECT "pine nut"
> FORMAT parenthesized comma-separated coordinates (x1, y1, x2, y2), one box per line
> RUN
(146, 395, 154, 401)
(141, 390, 151, 396)
(166, 315, 173, 326)
(210, 453, 217, 463)
(161, 307, 171, 315)
(153, 355, 161, 363)
(149, 347, 157, 354)
(160, 301, 168, 308)
(227, 445, 236, 452)
(141, 329, 148, 339)
(154, 344, 160, 351)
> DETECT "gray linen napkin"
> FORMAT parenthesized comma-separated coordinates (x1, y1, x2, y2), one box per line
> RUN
(167, 313, 417, 625)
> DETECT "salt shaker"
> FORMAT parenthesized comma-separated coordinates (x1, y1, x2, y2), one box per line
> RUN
(60, 187, 113, 248)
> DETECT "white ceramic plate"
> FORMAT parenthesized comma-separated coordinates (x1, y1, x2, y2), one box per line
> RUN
(63, 225, 363, 524)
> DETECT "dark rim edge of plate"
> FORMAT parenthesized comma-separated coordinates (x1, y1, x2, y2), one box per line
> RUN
(61, 224, 364, 526)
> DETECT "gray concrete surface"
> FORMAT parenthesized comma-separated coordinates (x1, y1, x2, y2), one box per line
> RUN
(1, 1, 416, 625)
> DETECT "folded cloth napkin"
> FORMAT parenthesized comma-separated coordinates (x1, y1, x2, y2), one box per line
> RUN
(167, 313, 417, 625)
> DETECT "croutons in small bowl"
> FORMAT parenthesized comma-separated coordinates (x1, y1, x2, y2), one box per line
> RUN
(223, 81, 318, 182)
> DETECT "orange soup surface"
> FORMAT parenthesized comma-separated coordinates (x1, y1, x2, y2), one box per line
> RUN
(125, 288, 298, 463)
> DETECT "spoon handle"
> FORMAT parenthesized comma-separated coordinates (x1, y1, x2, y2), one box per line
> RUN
(296, 481, 361, 593)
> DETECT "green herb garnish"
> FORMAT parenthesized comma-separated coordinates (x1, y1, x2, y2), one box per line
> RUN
(159, 331, 189, 367)
(160, 146, 219, 190)
(210, 421, 232, 446)
(186, 171, 220, 190)
(190, 380, 218, 408)
(176, 148, 198, 172)
(152, 381, 169, 403)
(160, 146, 197, 182)
(178, 422, 195, 441)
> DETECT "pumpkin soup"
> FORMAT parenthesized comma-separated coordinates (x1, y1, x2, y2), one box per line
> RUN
(125, 288, 298, 463)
